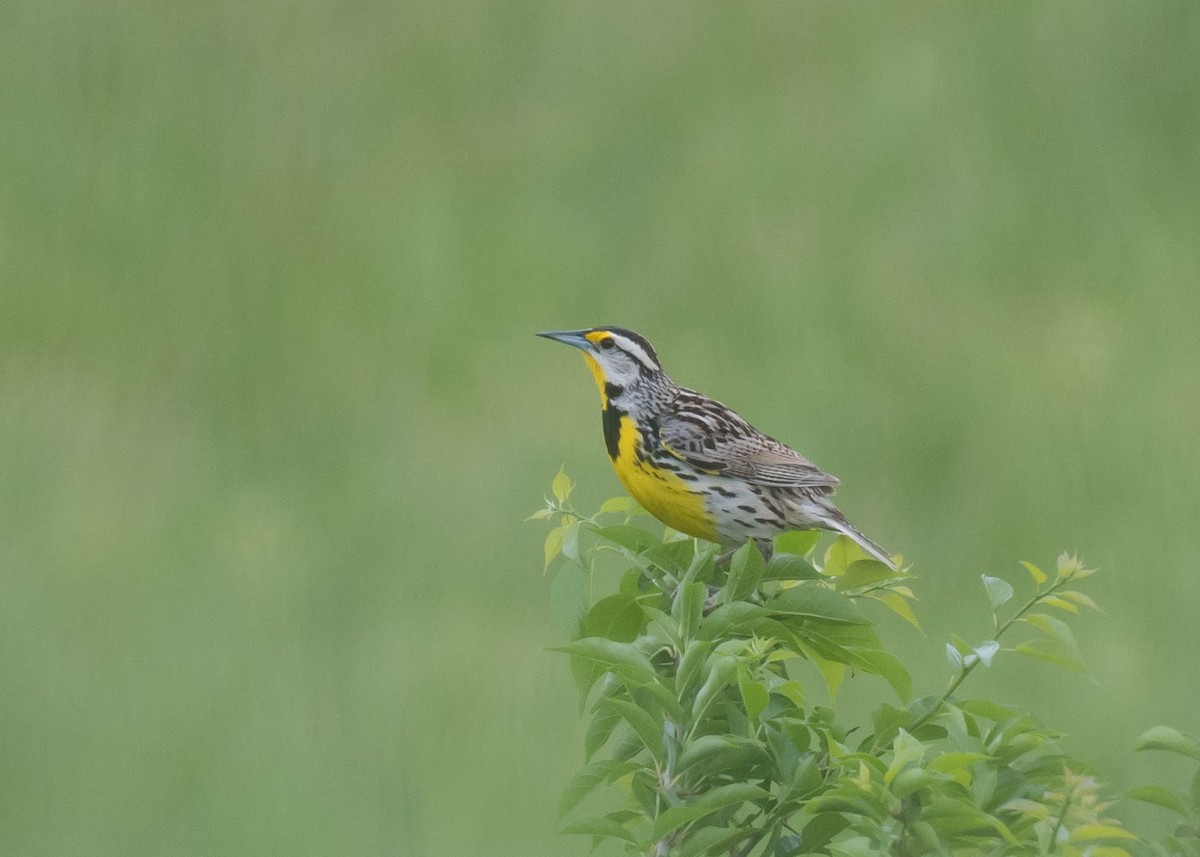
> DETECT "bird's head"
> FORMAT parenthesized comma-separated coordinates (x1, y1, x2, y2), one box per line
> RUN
(537, 327, 670, 411)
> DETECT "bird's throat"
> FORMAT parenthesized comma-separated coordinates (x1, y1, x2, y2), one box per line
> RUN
(583, 354, 608, 405)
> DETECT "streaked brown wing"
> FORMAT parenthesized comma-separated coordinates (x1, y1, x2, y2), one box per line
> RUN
(657, 407, 839, 490)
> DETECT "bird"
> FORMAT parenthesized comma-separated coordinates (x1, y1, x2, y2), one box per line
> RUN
(537, 326, 895, 568)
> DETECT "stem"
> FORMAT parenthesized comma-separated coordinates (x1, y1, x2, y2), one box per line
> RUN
(854, 578, 909, 598)
(897, 578, 1071, 741)
(1046, 781, 1076, 854)
(723, 798, 797, 857)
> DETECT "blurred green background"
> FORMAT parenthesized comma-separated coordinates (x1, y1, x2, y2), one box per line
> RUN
(2, 2, 1198, 855)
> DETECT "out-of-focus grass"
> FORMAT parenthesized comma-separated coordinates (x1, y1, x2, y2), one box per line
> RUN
(1, 2, 1198, 855)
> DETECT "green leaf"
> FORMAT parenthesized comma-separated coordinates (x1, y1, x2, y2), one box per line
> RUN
(885, 729, 926, 784)
(800, 814, 850, 854)
(1060, 590, 1101, 611)
(738, 668, 769, 721)
(890, 766, 937, 799)
(558, 759, 634, 818)
(559, 815, 637, 843)
(723, 540, 765, 602)
(695, 782, 770, 809)
(824, 536, 868, 576)
(526, 507, 554, 521)
(628, 769, 657, 815)
(676, 734, 763, 779)
(981, 575, 1014, 610)
(766, 585, 868, 625)
(762, 552, 821, 581)
(1127, 786, 1191, 816)
(779, 749, 820, 801)
(1021, 561, 1047, 585)
(698, 602, 770, 640)
(772, 679, 806, 710)
(927, 752, 991, 774)
(971, 640, 1000, 668)
(675, 581, 707, 642)
(692, 656, 738, 720)
(549, 560, 589, 633)
(570, 657, 604, 710)
(643, 605, 680, 646)
(597, 698, 663, 762)
(902, 695, 939, 728)
(1069, 824, 1137, 842)
(922, 797, 1018, 843)
(857, 649, 912, 703)
(873, 591, 922, 631)
(650, 784, 769, 839)
(584, 705, 621, 760)
(798, 622, 884, 667)
(1134, 726, 1200, 760)
(551, 466, 572, 502)
(811, 654, 845, 703)
(1012, 637, 1086, 673)
(644, 539, 694, 575)
(805, 792, 887, 821)
(599, 496, 634, 515)
(836, 560, 898, 591)
(675, 826, 750, 857)
(1163, 830, 1200, 853)
(829, 836, 884, 857)
(544, 524, 565, 570)
(589, 524, 659, 553)
(579, 594, 644, 643)
(552, 638, 657, 685)
(871, 703, 913, 744)
(775, 530, 820, 557)
(680, 542, 716, 584)
(633, 681, 683, 720)
(561, 520, 581, 561)
(958, 698, 1020, 722)
(618, 568, 642, 596)
(1018, 611, 1085, 672)
(1042, 595, 1079, 614)
(676, 640, 716, 697)
(1022, 612, 1077, 647)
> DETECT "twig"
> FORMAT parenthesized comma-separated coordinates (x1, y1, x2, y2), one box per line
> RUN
(881, 577, 1071, 747)
(1046, 781, 1076, 854)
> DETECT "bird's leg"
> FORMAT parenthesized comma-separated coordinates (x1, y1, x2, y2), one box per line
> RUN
(703, 540, 775, 614)
(714, 540, 775, 568)
(702, 585, 722, 615)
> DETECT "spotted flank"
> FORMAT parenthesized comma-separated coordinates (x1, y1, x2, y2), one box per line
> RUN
(537, 326, 895, 568)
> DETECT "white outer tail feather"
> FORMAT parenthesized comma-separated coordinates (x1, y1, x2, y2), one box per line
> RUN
(820, 514, 896, 570)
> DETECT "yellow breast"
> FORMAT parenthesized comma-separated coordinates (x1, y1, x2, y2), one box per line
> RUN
(610, 414, 718, 542)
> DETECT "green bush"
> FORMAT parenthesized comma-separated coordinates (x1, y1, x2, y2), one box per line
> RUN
(534, 471, 1200, 857)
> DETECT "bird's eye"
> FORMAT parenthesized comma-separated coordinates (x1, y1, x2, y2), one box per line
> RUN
(599, 338, 616, 351)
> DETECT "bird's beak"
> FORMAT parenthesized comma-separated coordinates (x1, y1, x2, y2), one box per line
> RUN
(536, 329, 593, 351)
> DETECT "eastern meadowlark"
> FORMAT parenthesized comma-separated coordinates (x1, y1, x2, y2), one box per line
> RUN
(538, 327, 895, 568)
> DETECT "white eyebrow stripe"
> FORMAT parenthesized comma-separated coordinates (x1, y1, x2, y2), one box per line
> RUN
(611, 335, 655, 369)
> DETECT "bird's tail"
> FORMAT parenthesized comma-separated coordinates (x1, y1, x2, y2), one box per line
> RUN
(820, 510, 896, 570)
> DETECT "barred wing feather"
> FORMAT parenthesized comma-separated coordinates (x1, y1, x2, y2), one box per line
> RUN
(657, 411, 839, 490)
